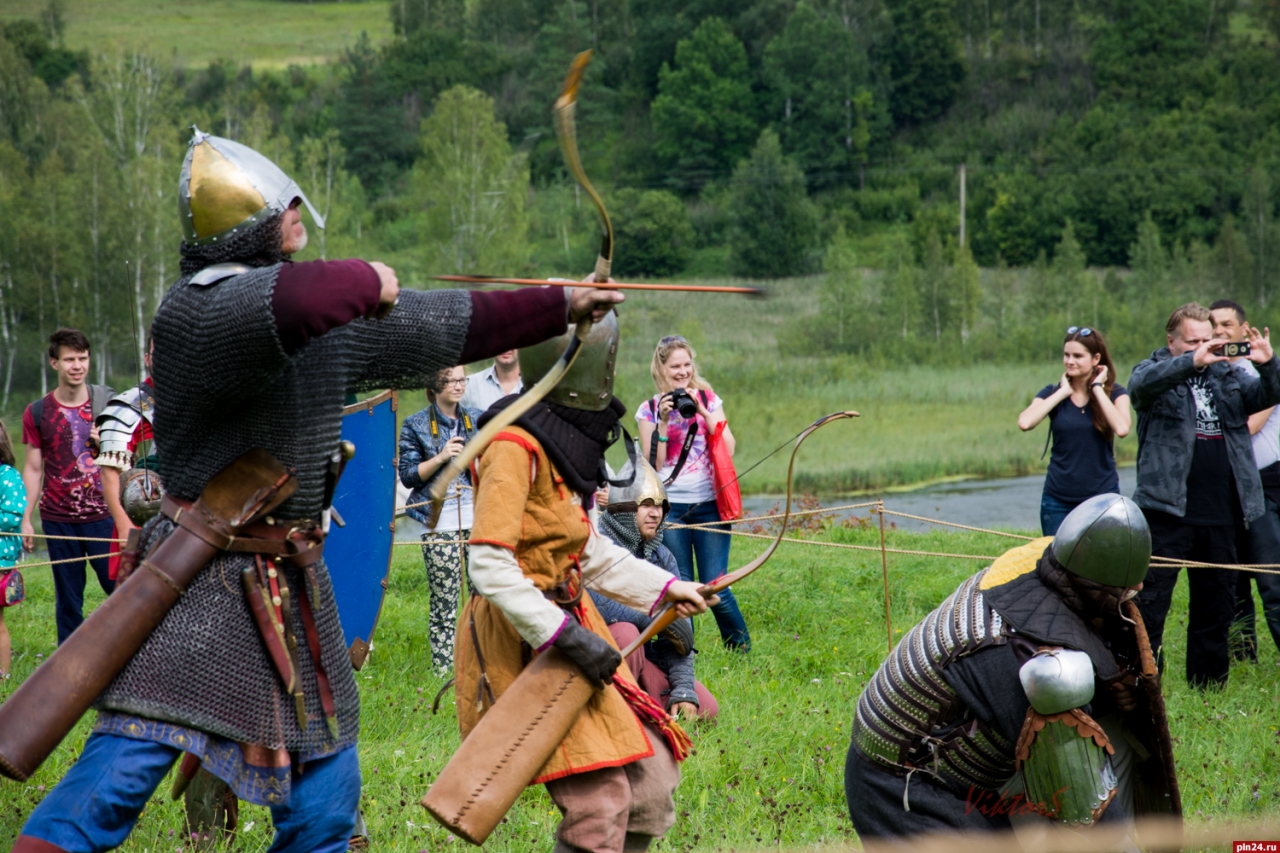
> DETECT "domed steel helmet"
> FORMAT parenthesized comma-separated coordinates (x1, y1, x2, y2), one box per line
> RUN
(606, 451, 668, 517)
(178, 127, 325, 246)
(1051, 494, 1151, 588)
(518, 309, 619, 412)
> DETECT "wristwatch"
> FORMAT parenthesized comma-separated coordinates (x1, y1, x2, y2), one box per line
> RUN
(1089, 382, 1105, 389)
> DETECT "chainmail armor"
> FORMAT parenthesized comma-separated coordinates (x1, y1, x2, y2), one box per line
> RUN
(852, 572, 1016, 794)
(179, 213, 285, 276)
(99, 262, 472, 751)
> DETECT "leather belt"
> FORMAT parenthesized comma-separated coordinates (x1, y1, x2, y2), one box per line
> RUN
(541, 563, 584, 608)
(162, 495, 325, 566)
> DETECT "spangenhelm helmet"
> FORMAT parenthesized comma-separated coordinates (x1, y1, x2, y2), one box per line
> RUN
(1051, 494, 1151, 588)
(518, 308, 619, 412)
(606, 451, 669, 517)
(178, 127, 325, 246)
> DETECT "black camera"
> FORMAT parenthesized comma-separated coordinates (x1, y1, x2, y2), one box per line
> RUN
(668, 387, 698, 419)
(1216, 341, 1251, 358)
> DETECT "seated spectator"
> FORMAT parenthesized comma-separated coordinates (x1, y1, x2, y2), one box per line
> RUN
(592, 454, 718, 721)
(398, 365, 481, 676)
(1017, 326, 1131, 535)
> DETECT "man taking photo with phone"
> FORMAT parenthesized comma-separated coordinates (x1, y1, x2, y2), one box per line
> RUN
(1130, 302, 1280, 689)
(1209, 300, 1280, 663)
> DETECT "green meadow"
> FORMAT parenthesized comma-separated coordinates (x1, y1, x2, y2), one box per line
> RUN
(0, 0, 389, 68)
(0, 525, 1274, 851)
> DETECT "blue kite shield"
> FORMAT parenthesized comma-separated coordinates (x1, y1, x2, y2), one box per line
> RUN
(327, 390, 398, 670)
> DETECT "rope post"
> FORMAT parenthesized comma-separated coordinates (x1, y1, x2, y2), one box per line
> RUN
(877, 499, 893, 651)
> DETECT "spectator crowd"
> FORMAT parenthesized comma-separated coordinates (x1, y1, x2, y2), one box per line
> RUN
(1019, 300, 1280, 692)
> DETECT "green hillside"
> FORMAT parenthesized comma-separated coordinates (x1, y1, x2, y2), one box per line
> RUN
(0, 0, 389, 67)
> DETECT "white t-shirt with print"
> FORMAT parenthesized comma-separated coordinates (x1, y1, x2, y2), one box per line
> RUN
(636, 389, 723, 504)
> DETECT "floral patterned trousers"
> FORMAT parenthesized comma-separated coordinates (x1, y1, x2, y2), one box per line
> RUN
(420, 529, 469, 675)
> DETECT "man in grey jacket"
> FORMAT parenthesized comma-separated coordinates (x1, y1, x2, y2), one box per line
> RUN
(1129, 302, 1280, 688)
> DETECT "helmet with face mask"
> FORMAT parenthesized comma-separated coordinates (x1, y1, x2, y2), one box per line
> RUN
(518, 309, 619, 412)
(1051, 494, 1151, 588)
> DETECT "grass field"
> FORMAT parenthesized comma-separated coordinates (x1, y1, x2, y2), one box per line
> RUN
(0, 0, 390, 68)
(0, 525, 1274, 851)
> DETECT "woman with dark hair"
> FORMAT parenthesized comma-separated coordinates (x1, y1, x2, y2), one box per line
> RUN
(1018, 327, 1132, 535)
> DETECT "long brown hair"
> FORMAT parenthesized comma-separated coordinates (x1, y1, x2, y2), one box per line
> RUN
(650, 335, 710, 395)
(0, 420, 14, 468)
(1065, 328, 1118, 440)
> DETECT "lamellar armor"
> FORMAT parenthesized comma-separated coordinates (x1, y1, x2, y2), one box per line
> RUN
(95, 384, 156, 472)
(96, 384, 163, 525)
(852, 573, 1014, 792)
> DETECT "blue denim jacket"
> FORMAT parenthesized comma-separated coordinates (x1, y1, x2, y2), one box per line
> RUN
(1129, 348, 1280, 522)
(398, 404, 481, 528)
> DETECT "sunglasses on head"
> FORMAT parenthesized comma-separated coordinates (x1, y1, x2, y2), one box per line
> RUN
(1067, 326, 1093, 337)
(659, 335, 688, 346)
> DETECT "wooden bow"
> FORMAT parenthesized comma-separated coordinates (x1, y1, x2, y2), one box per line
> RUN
(426, 52, 611, 523)
(554, 50, 612, 282)
(619, 410, 860, 657)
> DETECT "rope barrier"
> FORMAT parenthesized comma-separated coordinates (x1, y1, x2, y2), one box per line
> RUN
(0, 531, 125, 544)
(663, 501, 882, 531)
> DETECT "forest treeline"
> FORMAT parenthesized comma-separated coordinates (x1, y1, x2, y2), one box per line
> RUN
(2, 0, 1280, 407)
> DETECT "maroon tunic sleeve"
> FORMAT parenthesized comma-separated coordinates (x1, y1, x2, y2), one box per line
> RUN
(271, 259, 382, 354)
(460, 288, 569, 364)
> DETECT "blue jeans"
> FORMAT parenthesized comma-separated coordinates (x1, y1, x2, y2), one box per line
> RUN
(1039, 493, 1086, 537)
(42, 518, 115, 645)
(21, 732, 360, 853)
(663, 501, 751, 650)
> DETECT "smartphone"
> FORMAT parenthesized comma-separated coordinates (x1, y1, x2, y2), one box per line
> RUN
(1217, 341, 1252, 357)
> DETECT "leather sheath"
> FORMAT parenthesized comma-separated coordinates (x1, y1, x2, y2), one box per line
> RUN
(421, 647, 594, 845)
(0, 449, 297, 782)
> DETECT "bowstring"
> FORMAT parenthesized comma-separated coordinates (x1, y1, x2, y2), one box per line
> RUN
(587, 424, 808, 584)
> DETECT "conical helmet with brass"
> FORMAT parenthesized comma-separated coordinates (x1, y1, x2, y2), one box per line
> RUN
(178, 127, 325, 246)
(606, 450, 668, 517)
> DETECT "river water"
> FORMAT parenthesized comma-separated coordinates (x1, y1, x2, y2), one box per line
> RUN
(396, 468, 1138, 540)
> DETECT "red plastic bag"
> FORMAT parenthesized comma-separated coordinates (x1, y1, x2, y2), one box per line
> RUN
(706, 420, 742, 521)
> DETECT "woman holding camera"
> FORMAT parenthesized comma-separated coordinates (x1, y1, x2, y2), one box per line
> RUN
(638, 335, 751, 650)
(399, 365, 481, 675)
(1017, 326, 1131, 535)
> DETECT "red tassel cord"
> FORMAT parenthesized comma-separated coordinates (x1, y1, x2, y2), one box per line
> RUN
(611, 675, 693, 761)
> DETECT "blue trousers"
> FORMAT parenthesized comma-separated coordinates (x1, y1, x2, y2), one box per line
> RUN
(1039, 493, 1083, 537)
(664, 501, 751, 649)
(21, 732, 360, 853)
(42, 518, 114, 645)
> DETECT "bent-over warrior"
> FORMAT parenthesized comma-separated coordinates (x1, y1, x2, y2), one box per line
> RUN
(456, 314, 713, 853)
(12, 128, 623, 853)
(845, 494, 1179, 838)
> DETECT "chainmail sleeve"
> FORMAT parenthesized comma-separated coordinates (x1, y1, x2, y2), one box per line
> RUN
(342, 289, 472, 394)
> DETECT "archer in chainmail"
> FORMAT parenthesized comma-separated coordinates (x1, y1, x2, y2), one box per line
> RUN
(15, 129, 613, 853)
(844, 495, 1180, 839)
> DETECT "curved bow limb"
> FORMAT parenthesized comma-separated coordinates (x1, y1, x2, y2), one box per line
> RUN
(554, 50, 612, 283)
(427, 54, 610, 526)
(620, 410, 860, 657)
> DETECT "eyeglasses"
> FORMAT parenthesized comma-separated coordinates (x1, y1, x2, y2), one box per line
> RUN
(442, 378, 469, 387)
(1066, 327, 1093, 337)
